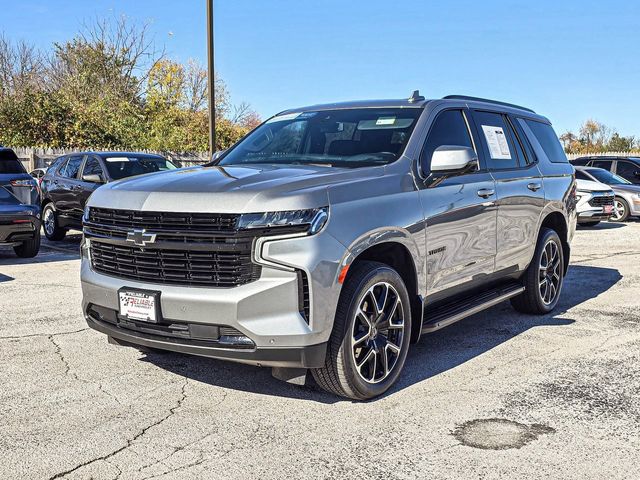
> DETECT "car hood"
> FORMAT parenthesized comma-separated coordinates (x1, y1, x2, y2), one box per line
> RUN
(576, 178, 611, 192)
(88, 164, 383, 213)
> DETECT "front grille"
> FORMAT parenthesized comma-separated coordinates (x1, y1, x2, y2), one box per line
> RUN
(91, 242, 260, 287)
(88, 207, 239, 232)
(86, 207, 261, 288)
(588, 193, 614, 207)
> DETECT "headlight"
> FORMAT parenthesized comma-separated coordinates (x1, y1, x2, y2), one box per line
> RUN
(238, 207, 328, 235)
(576, 190, 592, 201)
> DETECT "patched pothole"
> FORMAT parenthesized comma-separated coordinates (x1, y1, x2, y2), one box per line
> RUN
(452, 418, 555, 450)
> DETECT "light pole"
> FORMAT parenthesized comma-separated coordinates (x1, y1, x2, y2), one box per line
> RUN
(206, 0, 215, 155)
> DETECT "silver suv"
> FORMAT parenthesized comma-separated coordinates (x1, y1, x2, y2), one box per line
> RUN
(81, 93, 577, 399)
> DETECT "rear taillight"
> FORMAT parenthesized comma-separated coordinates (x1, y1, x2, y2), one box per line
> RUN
(10, 179, 37, 188)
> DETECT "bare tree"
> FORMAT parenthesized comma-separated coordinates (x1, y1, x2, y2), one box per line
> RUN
(184, 59, 208, 112)
(0, 34, 44, 98)
(47, 15, 165, 102)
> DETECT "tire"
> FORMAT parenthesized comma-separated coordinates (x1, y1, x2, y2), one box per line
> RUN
(511, 228, 564, 315)
(611, 197, 630, 222)
(312, 261, 412, 400)
(42, 203, 67, 241)
(13, 229, 41, 258)
(580, 221, 600, 227)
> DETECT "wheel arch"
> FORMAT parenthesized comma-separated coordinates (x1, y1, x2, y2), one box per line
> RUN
(343, 240, 424, 344)
(539, 211, 570, 273)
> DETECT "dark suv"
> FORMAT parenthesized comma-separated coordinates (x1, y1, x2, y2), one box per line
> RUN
(571, 156, 640, 185)
(0, 147, 41, 258)
(41, 152, 177, 241)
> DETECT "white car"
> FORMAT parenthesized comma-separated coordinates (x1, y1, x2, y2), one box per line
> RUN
(575, 178, 615, 226)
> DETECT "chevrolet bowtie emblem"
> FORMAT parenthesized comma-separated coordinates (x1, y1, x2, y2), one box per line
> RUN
(126, 229, 157, 246)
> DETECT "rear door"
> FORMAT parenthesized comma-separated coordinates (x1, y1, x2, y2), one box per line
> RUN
(54, 155, 85, 218)
(471, 111, 545, 275)
(419, 108, 497, 299)
(614, 160, 640, 185)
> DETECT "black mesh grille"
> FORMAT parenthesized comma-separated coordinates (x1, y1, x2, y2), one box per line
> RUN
(86, 207, 261, 288)
(88, 207, 238, 232)
(588, 194, 614, 207)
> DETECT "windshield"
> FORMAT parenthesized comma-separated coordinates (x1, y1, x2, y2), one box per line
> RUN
(103, 156, 177, 180)
(218, 108, 422, 168)
(588, 168, 631, 185)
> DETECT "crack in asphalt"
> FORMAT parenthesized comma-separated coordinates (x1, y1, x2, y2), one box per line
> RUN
(0, 327, 89, 341)
(135, 390, 230, 478)
(48, 378, 189, 480)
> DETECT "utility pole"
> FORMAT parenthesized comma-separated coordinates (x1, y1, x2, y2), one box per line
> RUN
(207, 0, 216, 155)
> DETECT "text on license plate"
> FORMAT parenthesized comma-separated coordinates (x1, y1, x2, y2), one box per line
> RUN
(119, 290, 157, 323)
(604, 205, 613, 214)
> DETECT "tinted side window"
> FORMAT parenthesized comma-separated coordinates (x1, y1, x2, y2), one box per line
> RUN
(421, 110, 474, 175)
(592, 160, 613, 171)
(82, 157, 104, 178)
(48, 157, 65, 175)
(62, 156, 83, 179)
(474, 111, 518, 170)
(616, 161, 640, 182)
(510, 117, 536, 165)
(524, 120, 567, 163)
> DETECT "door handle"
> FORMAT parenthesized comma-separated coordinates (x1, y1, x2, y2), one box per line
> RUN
(527, 182, 542, 192)
(477, 188, 495, 198)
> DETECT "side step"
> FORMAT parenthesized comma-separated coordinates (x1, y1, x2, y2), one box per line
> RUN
(421, 283, 525, 334)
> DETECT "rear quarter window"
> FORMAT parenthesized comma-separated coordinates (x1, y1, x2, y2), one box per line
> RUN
(523, 119, 568, 164)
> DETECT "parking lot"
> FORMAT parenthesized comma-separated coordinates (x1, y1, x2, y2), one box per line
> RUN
(1, 222, 639, 480)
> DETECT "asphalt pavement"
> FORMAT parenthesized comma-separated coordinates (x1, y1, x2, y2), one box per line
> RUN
(0, 223, 639, 479)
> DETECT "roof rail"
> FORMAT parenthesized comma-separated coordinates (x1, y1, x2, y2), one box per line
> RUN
(443, 95, 536, 113)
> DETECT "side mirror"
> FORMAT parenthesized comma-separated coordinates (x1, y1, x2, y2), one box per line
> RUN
(82, 174, 104, 183)
(212, 150, 226, 161)
(430, 146, 478, 174)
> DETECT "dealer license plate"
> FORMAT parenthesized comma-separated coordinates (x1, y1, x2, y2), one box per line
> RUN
(118, 289, 159, 323)
(604, 205, 614, 214)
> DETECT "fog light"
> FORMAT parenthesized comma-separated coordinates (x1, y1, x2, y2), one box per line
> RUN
(218, 335, 255, 347)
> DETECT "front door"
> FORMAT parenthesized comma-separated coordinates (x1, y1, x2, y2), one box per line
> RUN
(418, 108, 497, 299)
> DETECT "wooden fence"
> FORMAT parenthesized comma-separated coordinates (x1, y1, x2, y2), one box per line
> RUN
(566, 151, 638, 160)
(10, 147, 210, 171)
(10, 147, 640, 172)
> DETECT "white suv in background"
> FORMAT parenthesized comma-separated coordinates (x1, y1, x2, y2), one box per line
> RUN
(575, 177, 615, 226)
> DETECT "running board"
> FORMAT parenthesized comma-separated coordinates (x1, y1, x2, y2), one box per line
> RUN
(421, 283, 525, 334)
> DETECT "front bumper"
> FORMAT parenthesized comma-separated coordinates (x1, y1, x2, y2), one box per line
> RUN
(81, 229, 347, 368)
(85, 309, 327, 367)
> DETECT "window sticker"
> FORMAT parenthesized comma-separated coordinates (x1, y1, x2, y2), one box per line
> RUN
(376, 116, 396, 126)
(481, 125, 512, 160)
